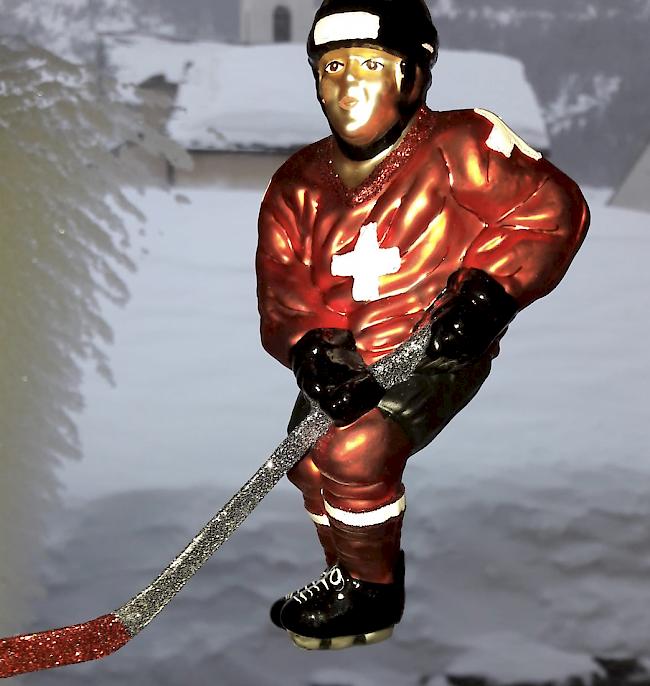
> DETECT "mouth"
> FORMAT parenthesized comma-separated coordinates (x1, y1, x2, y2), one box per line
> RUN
(338, 95, 359, 110)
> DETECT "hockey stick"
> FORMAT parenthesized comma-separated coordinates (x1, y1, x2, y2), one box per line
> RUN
(0, 324, 430, 678)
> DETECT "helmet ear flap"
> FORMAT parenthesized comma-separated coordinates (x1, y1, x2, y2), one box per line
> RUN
(398, 57, 433, 110)
(311, 62, 325, 104)
(398, 59, 418, 107)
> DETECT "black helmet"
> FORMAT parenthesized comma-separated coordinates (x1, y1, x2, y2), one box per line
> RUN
(307, 0, 439, 161)
(307, 0, 439, 71)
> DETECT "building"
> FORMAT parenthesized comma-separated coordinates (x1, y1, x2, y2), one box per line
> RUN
(105, 36, 551, 190)
(609, 140, 650, 213)
(239, 0, 317, 44)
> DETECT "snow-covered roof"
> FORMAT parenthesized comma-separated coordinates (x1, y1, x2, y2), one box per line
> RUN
(106, 34, 199, 87)
(105, 35, 550, 153)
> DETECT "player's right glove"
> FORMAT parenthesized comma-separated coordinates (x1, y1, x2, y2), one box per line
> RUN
(290, 328, 384, 428)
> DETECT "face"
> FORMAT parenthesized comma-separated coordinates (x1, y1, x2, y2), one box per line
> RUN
(317, 47, 406, 147)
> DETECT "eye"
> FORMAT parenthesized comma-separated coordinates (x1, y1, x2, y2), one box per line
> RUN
(324, 60, 344, 74)
(363, 59, 384, 72)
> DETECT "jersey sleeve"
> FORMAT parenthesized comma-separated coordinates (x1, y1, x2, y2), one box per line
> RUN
(256, 166, 347, 368)
(439, 109, 590, 308)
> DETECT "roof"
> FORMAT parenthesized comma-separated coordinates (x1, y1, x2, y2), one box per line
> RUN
(609, 139, 650, 213)
(105, 35, 550, 153)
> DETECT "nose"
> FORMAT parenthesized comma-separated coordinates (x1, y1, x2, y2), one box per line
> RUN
(344, 61, 361, 84)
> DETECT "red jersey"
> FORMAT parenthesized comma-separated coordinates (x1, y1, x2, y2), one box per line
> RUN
(256, 107, 589, 368)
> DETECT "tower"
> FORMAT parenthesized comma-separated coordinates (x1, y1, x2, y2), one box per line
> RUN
(240, 0, 316, 44)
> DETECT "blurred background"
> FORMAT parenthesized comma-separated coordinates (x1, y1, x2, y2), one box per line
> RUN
(0, 1, 649, 684)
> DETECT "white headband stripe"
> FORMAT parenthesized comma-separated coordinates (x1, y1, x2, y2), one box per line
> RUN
(314, 12, 381, 46)
(324, 495, 406, 528)
(308, 511, 330, 526)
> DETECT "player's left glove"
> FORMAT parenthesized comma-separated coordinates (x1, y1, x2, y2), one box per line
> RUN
(425, 268, 518, 372)
(290, 328, 385, 428)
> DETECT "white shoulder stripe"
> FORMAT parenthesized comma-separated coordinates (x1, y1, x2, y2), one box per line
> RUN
(474, 108, 542, 161)
(314, 12, 380, 46)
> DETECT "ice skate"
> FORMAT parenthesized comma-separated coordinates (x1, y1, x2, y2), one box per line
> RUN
(269, 567, 330, 628)
(279, 555, 404, 650)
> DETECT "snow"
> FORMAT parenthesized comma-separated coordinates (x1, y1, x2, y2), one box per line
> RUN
(430, 632, 604, 684)
(105, 35, 207, 89)
(433, 50, 548, 147)
(103, 37, 550, 152)
(7, 1, 176, 62)
(54, 185, 650, 500)
(2, 183, 647, 684)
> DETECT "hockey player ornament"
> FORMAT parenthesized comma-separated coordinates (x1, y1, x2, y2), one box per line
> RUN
(0, 0, 589, 677)
(256, 0, 589, 651)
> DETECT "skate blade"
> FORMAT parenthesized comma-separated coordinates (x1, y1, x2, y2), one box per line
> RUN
(288, 626, 393, 651)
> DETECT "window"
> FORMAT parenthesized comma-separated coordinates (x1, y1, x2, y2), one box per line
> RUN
(273, 5, 291, 42)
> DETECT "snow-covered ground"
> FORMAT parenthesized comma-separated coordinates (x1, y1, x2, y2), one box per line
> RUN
(6, 184, 650, 685)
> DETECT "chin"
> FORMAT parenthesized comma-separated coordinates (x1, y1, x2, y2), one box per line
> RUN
(338, 133, 374, 148)
(342, 129, 370, 142)
(337, 122, 373, 143)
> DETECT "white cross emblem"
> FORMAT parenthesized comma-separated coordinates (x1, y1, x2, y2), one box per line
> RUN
(331, 222, 401, 302)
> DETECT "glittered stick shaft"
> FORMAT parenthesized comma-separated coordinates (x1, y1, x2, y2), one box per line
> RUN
(115, 406, 332, 635)
(0, 324, 430, 677)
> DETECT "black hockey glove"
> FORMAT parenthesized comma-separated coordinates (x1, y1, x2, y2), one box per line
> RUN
(290, 328, 385, 428)
(425, 268, 518, 372)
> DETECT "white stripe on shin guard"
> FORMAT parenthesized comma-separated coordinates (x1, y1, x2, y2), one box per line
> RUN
(324, 495, 406, 528)
(308, 511, 330, 527)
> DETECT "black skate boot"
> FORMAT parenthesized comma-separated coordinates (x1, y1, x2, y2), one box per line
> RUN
(279, 553, 405, 650)
(270, 522, 338, 628)
(270, 598, 287, 629)
(269, 568, 330, 628)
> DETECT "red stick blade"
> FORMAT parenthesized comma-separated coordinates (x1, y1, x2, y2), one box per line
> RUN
(0, 614, 130, 678)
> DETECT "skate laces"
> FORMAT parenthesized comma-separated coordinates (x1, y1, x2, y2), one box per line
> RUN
(289, 565, 346, 604)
